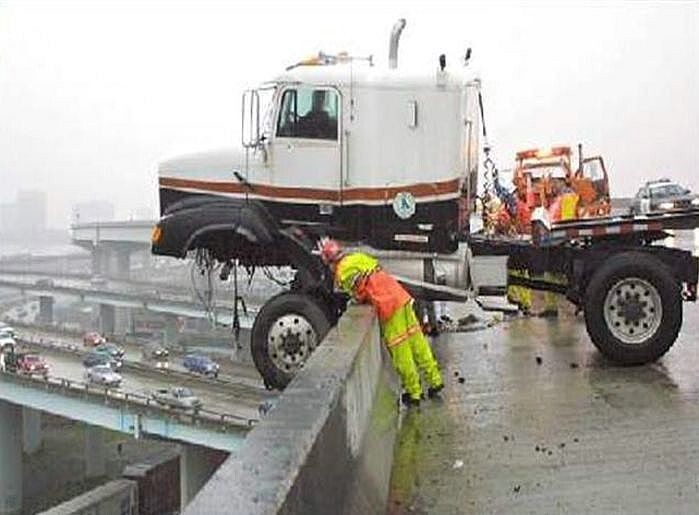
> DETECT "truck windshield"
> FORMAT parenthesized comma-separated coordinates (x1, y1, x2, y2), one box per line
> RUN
(650, 184, 685, 198)
(523, 165, 567, 180)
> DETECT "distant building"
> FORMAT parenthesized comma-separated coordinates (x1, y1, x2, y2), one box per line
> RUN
(0, 202, 18, 235)
(0, 190, 47, 237)
(72, 201, 115, 224)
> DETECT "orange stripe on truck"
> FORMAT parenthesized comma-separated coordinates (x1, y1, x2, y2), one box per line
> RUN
(159, 176, 460, 203)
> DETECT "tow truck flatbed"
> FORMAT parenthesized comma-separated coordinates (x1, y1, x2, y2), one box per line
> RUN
(537, 207, 699, 246)
(469, 207, 699, 253)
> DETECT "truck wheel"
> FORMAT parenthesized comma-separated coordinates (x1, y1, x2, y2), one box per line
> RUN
(251, 292, 332, 390)
(584, 252, 682, 365)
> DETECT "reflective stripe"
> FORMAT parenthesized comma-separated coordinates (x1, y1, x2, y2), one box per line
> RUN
(385, 325, 421, 348)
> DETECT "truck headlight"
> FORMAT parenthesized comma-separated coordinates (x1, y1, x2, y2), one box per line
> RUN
(692, 198, 699, 206)
(658, 202, 675, 210)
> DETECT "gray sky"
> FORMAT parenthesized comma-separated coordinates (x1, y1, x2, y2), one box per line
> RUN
(1, 1, 698, 227)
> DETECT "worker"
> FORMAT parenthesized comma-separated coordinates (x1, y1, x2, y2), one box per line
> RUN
(537, 182, 578, 316)
(299, 90, 336, 140)
(506, 188, 533, 313)
(318, 238, 444, 407)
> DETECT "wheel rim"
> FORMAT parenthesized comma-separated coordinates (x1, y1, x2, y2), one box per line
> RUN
(603, 277, 662, 344)
(267, 313, 318, 374)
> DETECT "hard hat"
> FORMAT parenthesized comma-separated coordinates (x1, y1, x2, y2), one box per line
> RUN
(318, 237, 343, 264)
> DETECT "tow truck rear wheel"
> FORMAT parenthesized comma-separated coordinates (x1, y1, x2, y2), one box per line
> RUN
(584, 252, 682, 365)
(251, 292, 332, 390)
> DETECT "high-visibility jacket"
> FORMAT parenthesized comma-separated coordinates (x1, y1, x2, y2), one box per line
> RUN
(334, 252, 412, 322)
(548, 192, 579, 222)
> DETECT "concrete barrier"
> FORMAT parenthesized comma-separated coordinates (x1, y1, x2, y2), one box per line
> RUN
(186, 305, 399, 514)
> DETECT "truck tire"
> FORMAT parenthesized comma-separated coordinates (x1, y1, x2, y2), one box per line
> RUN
(251, 292, 332, 390)
(584, 252, 682, 365)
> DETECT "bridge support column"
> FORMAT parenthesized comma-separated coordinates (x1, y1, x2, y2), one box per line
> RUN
(22, 408, 42, 455)
(114, 307, 134, 336)
(0, 401, 22, 514)
(38, 296, 54, 325)
(91, 246, 107, 276)
(162, 315, 181, 347)
(180, 444, 227, 510)
(99, 304, 115, 335)
(84, 425, 106, 479)
(113, 248, 131, 280)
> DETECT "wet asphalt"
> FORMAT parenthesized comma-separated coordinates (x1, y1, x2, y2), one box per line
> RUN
(387, 300, 699, 514)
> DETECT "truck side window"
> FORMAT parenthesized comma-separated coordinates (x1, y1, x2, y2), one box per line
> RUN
(277, 88, 338, 140)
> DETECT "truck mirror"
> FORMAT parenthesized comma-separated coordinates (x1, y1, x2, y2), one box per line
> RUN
(242, 89, 260, 149)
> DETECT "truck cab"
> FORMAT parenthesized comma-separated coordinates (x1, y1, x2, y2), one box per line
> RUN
(154, 53, 482, 263)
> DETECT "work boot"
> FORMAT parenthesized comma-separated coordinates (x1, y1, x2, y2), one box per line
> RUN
(427, 384, 444, 399)
(400, 392, 421, 408)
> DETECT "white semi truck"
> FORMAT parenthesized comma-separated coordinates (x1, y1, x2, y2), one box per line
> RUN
(151, 20, 699, 389)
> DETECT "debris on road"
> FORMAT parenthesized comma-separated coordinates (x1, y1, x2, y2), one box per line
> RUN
(535, 356, 543, 365)
(453, 459, 464, 469)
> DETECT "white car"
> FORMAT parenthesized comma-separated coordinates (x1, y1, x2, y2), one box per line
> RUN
(86, 365, 122, 387)
(152, 387, 202, 410)
(0, 324, 15, 339)
(0, 335, 16, 348)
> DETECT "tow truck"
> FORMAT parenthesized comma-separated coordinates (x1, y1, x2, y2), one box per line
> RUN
(151, 19, 699, 389)
(513, 145, 611, 220)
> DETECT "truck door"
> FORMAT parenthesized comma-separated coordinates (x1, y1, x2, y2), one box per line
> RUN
(271, 86, 341, 219)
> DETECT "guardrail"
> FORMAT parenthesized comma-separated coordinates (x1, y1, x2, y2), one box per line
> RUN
(186, 306, 400, 514)
(0, 367, 256, 429)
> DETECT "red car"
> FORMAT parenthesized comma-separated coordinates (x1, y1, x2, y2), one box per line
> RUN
(18, 354, 49, 377)
(83, 331, 106, 347)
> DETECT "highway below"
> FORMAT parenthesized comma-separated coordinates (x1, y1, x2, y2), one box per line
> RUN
(14, 325, 265, 389)
(10, 330, 274, 422)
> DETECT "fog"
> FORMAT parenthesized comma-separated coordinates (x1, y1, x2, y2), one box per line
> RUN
(1, 1, 697, 228)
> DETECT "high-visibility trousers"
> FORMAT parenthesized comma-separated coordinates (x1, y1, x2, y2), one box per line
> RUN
(382, 303, 443, 401)
(507, 268, 533, 311)
(541, 271, 567, 313)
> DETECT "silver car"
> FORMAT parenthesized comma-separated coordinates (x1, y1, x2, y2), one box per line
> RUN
(86, 365, 122, 387)
(630, 179, 699, 214)
(152, 387, 202, 411)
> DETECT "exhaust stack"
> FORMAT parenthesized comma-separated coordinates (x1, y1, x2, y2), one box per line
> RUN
(388, 18, 406, 69)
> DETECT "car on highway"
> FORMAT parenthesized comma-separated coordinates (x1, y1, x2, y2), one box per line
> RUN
(142, 341, 169, 360)
(141, 342, 169, 369)
(17, 354, 49, 377)
(90, 275, 107, 287)
(151, 387, 202, 411)
(85, 364, 122, 387)
(94, 342, 125, 360)
(83, 331, 106, 347)
(0, 335, 15, 349)
(83, 351, 122, 370)
(630, 179, 699, 214)
(183, 354, 219, 378)
(0, 323, 16, 338)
